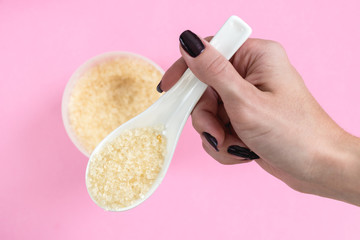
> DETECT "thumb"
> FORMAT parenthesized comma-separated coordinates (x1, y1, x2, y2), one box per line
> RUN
(179, 30, 256, 104)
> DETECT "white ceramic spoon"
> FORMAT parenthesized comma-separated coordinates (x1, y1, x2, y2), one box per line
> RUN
(86, 15, 252, 211)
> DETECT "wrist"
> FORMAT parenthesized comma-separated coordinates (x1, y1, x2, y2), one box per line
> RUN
(311, 130, 360, 206)
(336, 133, 360, 205)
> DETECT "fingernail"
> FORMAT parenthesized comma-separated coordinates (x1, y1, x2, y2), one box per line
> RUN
(179, 30, 205, 58)
(202, 132, 219, 152)
(227, 145, 260, 160)
(156, 81, 163, 93)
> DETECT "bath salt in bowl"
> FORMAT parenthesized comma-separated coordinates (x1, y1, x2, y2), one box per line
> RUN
(62, 52, 164, 157)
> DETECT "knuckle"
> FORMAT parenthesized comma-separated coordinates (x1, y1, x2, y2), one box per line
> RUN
(245, 39, 288, 65)
(249, 39, 286, 55)
(204, 36, 213, 41)
(265, 40, 284, 49)
(205, 55, 229, 79)
(191, 115, 201, 133)
(216, 160, 230, 165)
(201, 142, 223, 163)
(263, 40, 286, 56)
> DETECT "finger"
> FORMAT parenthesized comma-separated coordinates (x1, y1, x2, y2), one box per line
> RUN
(217, 101, 230, 127)
(179, 30, 258, 106)
(202, 142, 252, 165)
(201, 132, 255, 165)
(191, 88, 225, 149)
(204, 89, 231, 126)
(157, 57, 187, 92)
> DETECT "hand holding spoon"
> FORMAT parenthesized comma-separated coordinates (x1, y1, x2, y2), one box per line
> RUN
(86, 16, 252, 211)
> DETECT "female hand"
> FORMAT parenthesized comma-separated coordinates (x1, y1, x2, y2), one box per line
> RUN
(158, 31, 360, 206)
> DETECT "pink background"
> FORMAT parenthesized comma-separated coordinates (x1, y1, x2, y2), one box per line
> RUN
(1, 0, 360, 239)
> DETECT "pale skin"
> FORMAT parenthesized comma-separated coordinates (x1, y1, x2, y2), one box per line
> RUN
(159, 37, 360, 206)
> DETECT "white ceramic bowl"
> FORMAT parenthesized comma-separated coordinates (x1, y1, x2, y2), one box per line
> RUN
(62, 51, 164, 157)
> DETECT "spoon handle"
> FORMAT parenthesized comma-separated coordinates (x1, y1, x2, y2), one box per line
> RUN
(162, 16, 252, 127)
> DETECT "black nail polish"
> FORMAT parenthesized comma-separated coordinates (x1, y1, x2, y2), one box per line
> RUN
(202, 132, 219, 152)
(248, 151, 260, 160)
(227, 145, 259, 160)
(179, 30, 205, 58)
(156, 81, 163, 93)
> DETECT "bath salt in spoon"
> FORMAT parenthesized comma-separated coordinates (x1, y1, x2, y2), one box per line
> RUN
(86, 15, 252, 211)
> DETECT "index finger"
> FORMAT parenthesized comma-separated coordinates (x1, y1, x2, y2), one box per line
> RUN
(157, 57, 187, 92)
